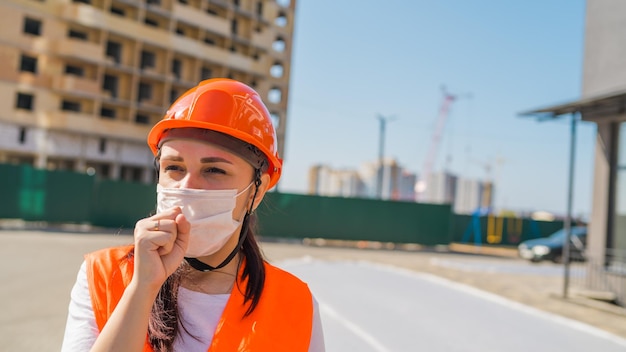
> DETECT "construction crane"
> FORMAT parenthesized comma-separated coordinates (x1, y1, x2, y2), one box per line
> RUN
(414, 88, 457, 202)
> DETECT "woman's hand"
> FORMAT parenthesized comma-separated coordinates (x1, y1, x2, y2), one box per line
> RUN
(132, 207, 191, 291)
(89, 209, 190, 352)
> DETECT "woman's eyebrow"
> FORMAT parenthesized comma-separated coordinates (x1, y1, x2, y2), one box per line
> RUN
(160, 155, 183, 162)
(200, 157, 233, 164)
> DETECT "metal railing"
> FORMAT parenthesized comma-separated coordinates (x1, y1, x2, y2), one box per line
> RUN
(569, 248, 626, 306)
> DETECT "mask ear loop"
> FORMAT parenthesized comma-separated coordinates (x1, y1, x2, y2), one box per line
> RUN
(185, 169, 262, 272)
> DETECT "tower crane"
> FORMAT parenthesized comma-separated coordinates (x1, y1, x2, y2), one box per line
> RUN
(414, 88, 456, 202)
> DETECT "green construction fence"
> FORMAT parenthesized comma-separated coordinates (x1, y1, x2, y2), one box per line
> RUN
(0, 163, 565, 246)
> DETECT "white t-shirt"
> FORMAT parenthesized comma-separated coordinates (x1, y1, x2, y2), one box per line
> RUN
(61, 261, 325, 352)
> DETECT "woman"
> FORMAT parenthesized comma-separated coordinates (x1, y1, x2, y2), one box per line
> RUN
(61, 78, 325, 351)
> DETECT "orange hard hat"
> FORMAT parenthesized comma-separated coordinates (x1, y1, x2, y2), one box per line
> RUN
(147, 78, 282, 188)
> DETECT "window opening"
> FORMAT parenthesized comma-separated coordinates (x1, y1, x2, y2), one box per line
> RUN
(103, 74, 119, 98)
(61, 100, 81, 112)
(65, 64, 84, 76)
(138, 82, 153, 102)
(140, 50, 156, 69)
(99, 138, 107, 153)
(68, 29, 88, 40)
(135, 114, 150, 124)
(106, 41, 122, 64)
(18, 127, 26, 144)
(20, 55, 38, 73)
(110, 6, 125, 16)
(100, 107, 116, 119)
(16, 93, 34, 110)
(23, 17, 42, 36)
(172, 59, 182, 79)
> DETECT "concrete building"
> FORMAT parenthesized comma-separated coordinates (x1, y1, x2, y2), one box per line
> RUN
(523, 0, 626, 305)
(378, 158, 400, 200)
(454, 178, 493, 215)
(420, 171, 457, 205)
(308, 160, 492, 212)
(308, 164, 365, 198)
(363, 158, 414, 200)
(308, 159, 416, 200)
(357, 161, 378, 198)
(0, 0, 296, 183)
(395, 170, 417, 202)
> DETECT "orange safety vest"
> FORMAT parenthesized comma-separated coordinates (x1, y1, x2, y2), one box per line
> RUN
(85, 245, 314, 351)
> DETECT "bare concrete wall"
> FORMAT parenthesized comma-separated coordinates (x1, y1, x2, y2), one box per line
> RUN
(582, 0, 626, 97)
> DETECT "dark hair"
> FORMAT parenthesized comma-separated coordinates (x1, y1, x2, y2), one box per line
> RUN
(147, 214, 266, 352)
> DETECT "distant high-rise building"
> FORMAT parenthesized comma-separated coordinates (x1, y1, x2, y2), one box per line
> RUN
(308, 160, 494, 211)
(421, 171, 457, 204)
(454, 178, 494, 214)
(360, 158, 408, 200)
(395, 170, 417, 202)
(358, 161, 378, 198)
(0, 0, 296, 183)
(378, 158, 401, 200)
(309, 159, 418, 200)
(308, 164, 365, 197)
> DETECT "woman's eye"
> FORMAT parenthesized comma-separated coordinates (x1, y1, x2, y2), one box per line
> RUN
(204, 167, 226, 175)
(164, 165, 184, 172)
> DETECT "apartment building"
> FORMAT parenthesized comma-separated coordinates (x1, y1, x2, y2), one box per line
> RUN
(308, 164, 366, 198)
(453, 178, 493, 215)
(0, 0, 296, 183)
(308, 160, 418, 201)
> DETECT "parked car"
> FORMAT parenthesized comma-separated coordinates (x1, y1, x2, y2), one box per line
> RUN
(517, 226, 587, 263)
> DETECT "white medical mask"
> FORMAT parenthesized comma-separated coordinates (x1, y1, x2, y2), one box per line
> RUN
(156, 183, 253, 258)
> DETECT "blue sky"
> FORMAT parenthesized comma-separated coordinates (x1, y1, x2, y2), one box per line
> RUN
(278, 0, 593, 218)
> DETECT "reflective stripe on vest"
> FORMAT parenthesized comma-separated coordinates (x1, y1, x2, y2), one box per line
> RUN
(85, 245, 313, 351)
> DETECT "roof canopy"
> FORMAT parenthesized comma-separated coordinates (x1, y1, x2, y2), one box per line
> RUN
(520, 89, 626, 120)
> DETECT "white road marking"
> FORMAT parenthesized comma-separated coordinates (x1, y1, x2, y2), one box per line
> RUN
(318, 300, 392, 352)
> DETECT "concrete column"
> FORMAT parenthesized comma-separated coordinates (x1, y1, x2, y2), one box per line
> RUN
(109, 139, 122, 180)
(109, 162, 121, 180)
(143, 150, 156, 184)
(74, 135, 87, 173)
(74, 159, 86, 173)
(33, 128, 47, 169)
(588, 122, 613, 259)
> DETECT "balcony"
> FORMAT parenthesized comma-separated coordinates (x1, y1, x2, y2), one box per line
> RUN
(52, 38, 102, 64)
(0, 70, 53, 89)
(172, 2, 230, 36)
(44, 111, 149, 141)
(17, 72, 53, 89)
(170, 36, 259, 74)
(52, 75, 100, 96)
(251, 29, 273, 48)
(105, 12, 170, 47)
(60, 3, 166, 50)
(136, 95, 164, 112)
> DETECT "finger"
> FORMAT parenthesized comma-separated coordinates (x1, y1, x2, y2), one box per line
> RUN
(175, 213, 191, 235)
(148, 218, 162, 232)
(136, 230, 174, 252)
(174, 213, 190, 252)
(155, 206, 183, 219)
(157, 238, 175, 256)
(135, 217, 177, 253)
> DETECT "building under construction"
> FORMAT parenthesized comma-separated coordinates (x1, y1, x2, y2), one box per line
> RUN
(0, 0, 295, 183)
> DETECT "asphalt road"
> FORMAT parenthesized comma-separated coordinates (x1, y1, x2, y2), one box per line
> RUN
(279, 259, 626, 352)
(1, 229, 626, 351)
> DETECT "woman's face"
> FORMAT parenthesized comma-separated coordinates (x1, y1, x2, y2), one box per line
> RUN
(158, 138, 256, 217)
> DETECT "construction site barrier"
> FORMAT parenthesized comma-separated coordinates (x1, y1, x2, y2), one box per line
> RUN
(0, 163, 565, 246)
